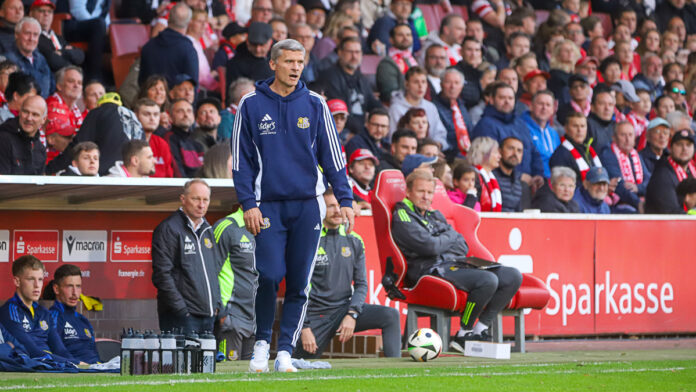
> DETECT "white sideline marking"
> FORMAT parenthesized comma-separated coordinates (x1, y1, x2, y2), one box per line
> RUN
(0, 366, 693, 390)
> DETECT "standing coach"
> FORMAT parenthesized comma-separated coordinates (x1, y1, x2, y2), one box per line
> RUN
(232, 39, 354, 373)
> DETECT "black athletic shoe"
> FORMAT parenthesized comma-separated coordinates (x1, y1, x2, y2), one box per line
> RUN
(449, 332, 481, 354)
(479, 329, 493, 342)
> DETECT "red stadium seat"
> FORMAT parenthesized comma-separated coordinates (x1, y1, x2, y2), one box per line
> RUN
(594, 12, 613, 38)
(451, 5, 469, 21)
(371, 170, 550, 351)
(109, 23, 150, 89)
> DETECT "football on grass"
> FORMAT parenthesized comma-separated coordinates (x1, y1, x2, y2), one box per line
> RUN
(407, 328, 442, 362)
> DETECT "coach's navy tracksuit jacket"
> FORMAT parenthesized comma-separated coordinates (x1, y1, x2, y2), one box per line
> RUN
(231, 77, 353, 352)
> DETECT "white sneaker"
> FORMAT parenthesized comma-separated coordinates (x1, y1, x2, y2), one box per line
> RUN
(249, 340, 270, 373)
(274, 350, 297, 372)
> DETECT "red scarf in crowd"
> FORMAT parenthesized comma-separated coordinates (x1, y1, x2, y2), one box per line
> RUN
(389, 47, 418, 74)
(451, 99, 470, 155)
(668, 156, 696, 182)
(561, 137, 602, 180)
(476, 166, 502, 212)
(350, 178, 372, 203)
(611, 142, 643, 184)
(626, 111, 648, 150)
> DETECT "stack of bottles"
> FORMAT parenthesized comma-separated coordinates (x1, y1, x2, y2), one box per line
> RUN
(120, 328, 216, 375)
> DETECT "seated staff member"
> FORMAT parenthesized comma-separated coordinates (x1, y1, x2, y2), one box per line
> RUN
(391, 170, 522, 353)
(46, 264, 100, 364)
(294, 188, 401, 359)
(0, 256, 79, 364)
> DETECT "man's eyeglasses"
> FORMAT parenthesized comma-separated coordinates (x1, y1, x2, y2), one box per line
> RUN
(671, 87, 686, 95)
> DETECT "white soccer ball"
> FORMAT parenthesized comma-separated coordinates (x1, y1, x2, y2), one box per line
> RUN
(407, 328, 442, 362)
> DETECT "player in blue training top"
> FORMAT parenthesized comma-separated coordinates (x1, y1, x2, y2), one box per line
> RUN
(46, 264, 101, 364)
(0, 256, 79, 364)
(231, 38, 355, 373)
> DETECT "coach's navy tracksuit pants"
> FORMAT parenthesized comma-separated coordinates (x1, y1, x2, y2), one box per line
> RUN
(254, 196, 326, 353)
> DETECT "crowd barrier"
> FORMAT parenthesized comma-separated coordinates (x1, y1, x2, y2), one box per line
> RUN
(0, 177, 694, 336)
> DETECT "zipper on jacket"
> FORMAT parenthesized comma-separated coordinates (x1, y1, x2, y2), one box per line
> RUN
(190, 225, 215, 317)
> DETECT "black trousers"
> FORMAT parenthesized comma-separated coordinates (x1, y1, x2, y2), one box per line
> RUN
(63, 18, 107, 82)
(158, 311, 215, 336)
(293, 304, 402, 358)
(437, 265, 522, 329)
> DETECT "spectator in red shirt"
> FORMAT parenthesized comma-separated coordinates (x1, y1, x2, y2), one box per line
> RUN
(347, 148, 378, 209)
(134, 98, 174, 178)
(46, 66, 84, 131)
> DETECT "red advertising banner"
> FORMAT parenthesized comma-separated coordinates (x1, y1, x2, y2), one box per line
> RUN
(0, 210, 694, 336)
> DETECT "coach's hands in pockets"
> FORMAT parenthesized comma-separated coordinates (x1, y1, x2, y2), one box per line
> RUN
(301, 328, 318, 354)
(337, 315, 356, 343)
(244, 207, 264, 235)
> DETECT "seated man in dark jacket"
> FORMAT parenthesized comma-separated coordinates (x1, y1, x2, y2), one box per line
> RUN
(225, 22, 274, 91)
(164, 98, 204, 178)
(391, 170, 522, 354)
(344, 107, 390, 160)
(532, 166, 581, 213)
(318, 37, 383, 134)
(5, 17, 54, 98)
(549, 111, 603, 181)
(493, 137, 532, 212)
(0, 0, 24, 52)
(0, 95, 46, 175)
(645, 130, 696, 214)
(573, 166, 611, 214)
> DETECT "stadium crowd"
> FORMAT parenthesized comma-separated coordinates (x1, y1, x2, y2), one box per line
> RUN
(0, 0, 695, 213)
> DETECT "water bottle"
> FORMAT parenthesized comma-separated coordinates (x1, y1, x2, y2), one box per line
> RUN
(132, 331, 146, 375)
(144, 331, 160, 374)
(184, 332, 200, 374)
(199, 332, 216, 374)
(120, 328, 135, 376)
(175, 331, 186, 374)
(159, 331, 176, 374)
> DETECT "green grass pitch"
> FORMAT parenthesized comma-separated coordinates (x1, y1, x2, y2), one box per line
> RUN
(1, 348, 694, 392)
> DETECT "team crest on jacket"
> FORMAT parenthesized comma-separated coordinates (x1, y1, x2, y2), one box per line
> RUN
(297, 117, 310, 129)
(341, 246, 351, 257)
(204, 238, 213, 249)
(40, 320, 49, 330)
(261, 218, 271, 229)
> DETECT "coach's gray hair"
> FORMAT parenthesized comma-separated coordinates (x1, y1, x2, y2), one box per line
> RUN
(55, 65, 83, 85)
(15, 17, 40, 34)
(550, 166, 576, 185)
(270, 39, 306, 62)
(467, 136, 499, 167)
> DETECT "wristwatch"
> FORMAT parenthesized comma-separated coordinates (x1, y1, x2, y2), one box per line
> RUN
(348, 310, 359, 320)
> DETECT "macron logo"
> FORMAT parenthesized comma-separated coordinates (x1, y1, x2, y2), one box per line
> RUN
(262, 114, 272, 122)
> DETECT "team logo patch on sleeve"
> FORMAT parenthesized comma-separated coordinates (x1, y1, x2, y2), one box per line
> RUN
(297, 117, 310, 129)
